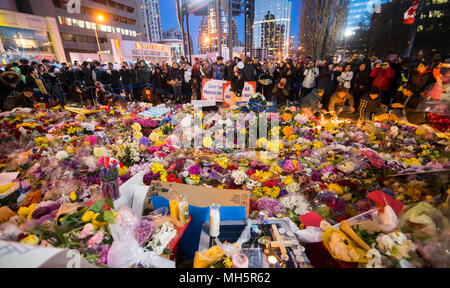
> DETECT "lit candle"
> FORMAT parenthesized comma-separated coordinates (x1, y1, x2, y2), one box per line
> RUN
(268, 255, 277, 266)
(232, 253, 249, 268)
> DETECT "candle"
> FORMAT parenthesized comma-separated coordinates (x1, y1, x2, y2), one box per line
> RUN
(209, 203, 220, 237)
(267, 255, 277, 265)
(232, 253, 249, 268)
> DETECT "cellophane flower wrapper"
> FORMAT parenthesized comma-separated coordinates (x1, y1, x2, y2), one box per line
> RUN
(107, 207, 175, 268)
(214, 221, 252, 258)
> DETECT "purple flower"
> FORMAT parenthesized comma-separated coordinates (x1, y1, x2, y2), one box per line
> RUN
(188, 164, 201, 175)
(139, 136, 150, 146)
(31, 201, 61, 219)
(256, 197, 285, 217)
(279, 189, 288, 198)
(134, 219, 154, 246)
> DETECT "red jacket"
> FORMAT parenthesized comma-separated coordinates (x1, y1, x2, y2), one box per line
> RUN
(370, 67, 395, 91)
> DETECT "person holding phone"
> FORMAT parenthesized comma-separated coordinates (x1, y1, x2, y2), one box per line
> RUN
(370, 61, 395, 106)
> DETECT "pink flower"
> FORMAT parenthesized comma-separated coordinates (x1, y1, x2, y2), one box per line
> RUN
(87, 230, 104, 248)
(79, 223, 95, 239)
(85, 135, 97, 145)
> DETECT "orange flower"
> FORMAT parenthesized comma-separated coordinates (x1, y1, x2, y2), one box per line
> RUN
(282, 113, 292, 122)
(282, 126, 294, 137)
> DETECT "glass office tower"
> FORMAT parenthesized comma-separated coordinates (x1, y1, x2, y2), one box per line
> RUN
(252, 0, 292, 59)
(346, 0, 391, 33)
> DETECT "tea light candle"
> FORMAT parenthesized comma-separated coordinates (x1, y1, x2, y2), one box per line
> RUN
(232, 253, 249, 268)
(267, 255, 278, 266)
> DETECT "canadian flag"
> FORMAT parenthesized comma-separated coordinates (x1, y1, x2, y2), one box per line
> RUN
(404, 0, 420, 24)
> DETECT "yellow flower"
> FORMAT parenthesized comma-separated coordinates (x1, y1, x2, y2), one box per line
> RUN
(109, 110, 115, 115)
(313, 141, 324, 149)
(70, 191, 77, 201)
(92, 213, 107, 229)
(152, 162, 164, 174)
(223, 256, 233, 268)
(271, 165, 282, 175)
(124, 115, 131, 120)
(118, 166, 128, 177)
(149, 132, 161, 142)
(283, 176, 294, 185)
(20, 235, 39, 245)
(257, 137, 268, 149)
(133, 131, 143, 140)
(415, 127, 427, 137)
(328, 183, 344, 195)
(270, 126, 280, 137)
(34, 137, 50, 146)
(82, 211, 95, 222)
(154, 140, 165, 147)
(132, 123, 142, 132)
(160, 174, 167, 182)
(18, 206, 30, 217)
(202, 137, 213, 148)
(404, 158, 422, 166)
(190, 174, 200, 184)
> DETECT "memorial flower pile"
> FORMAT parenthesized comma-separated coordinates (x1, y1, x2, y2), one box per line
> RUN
(0, 100, 448, 268)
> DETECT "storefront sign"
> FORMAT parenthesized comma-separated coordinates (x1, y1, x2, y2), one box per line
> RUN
(135, 42, 167, 51)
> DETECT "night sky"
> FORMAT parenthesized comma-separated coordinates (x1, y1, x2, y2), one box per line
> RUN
(159, 0, 300, 54)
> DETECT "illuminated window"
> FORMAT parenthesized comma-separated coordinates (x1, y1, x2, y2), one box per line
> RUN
(417, 25, 424, 32)
(429, 10, 444, 18)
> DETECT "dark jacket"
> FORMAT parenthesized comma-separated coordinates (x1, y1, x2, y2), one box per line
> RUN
(353, 69, 371, 95)
(230, 74, 246, 94)
(243, 63, 256, 81)
(408, 70, 433, 93)
(300, 89, 323, 112)
(169, 68, 183, 84)
(120, 68, 132, 86)
(358, 92, 383, 120)
(317, 69, 336, 95)
(211, 63, 226, 80)
(139, 64, 152, 84)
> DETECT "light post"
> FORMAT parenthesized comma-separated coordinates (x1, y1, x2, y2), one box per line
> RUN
(343, 28, 354, 62)
(94, 14, 104, 63)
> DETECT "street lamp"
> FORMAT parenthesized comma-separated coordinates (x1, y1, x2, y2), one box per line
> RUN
(94, 14, 104, 62)
(343, 28, 354, 61)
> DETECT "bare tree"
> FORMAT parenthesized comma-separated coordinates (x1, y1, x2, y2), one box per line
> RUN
(299, 0, 349, 60)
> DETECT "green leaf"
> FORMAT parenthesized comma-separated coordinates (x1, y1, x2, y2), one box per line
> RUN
(103, 210, 115, 225)
(95, 212, 105, 222)
(105, 196, 115, 210)
(89, 200, 105, 213)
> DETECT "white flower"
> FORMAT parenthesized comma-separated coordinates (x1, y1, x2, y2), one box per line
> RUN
(285, 182, 300, 194)
(231, 170, 248, 185)
(55, 151, 69, 161)
(337, 161, 357, 173)
(376, 234, 395, 253)
(147, 222, 177, 255)
(180, 115, 193, 128)
(366, 248, 384, 268)
(294, 113, 308, 125)
(19, 127, 27, 136)
(389, 126, 399, 138)
(82, 156, 97, 170)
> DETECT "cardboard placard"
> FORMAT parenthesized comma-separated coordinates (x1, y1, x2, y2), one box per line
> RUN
(201, 78, 227, 102)
(191, 100, 216, 108)
(151, 181, 250, 218)
(222, 81, 257, 106)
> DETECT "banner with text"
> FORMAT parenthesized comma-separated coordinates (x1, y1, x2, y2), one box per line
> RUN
(201, 79, 227, 102)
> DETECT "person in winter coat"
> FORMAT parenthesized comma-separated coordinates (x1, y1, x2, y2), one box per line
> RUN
(211, 56, 226, 80)
(272, 78, 290, 106)
(337, 64, 353, 90)
(243, 57, 256, 81)
(352, 63, 371, 106)
(259, 61, 280, 101)
(120, 63, 134, 101)
(370, 61, 395, 105)
(105, 63, 122, 93)
(358, 88, 388, 120)
(230, 70, 246, 106)
(302, 61, 319, 97)
(139, 60, 152, 85)
(408, 62, 434, 94)
(317, 63, 337, 109)
(328, 88, 355, 117)
(0, 70, 23, 110)
(168, 62, 184, 104)
(300, 88, 326, 118)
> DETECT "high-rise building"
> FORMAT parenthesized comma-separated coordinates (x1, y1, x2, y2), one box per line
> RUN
(346, 0, 391, 33)
(3, 0, 141, 62)
(198, 3, 238, 54)
(159, 28, 184, 63)
(138, 0, 162, 43)
(252, 0, 292, 59)
(288, 35, 296, 58)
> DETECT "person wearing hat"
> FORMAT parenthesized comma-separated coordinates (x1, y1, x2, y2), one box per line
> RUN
(0, 69, 23, 110)
(328, 87, 355, 117)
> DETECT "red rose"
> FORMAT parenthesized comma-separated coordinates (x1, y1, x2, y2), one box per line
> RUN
(263, 181, 276, 187)
(175, 178, 182, 183)
(246, 169, 256, 176)
(167, 174, 178, 182)
(227, 164, 238, 171)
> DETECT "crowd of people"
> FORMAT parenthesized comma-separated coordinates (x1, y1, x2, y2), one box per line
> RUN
(0, 48, 448, 127)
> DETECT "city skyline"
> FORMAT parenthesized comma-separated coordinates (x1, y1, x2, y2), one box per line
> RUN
(159, 0, 300, 55)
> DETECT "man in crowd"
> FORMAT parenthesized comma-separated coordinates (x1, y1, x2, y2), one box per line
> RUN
(328, 87, 355, 118)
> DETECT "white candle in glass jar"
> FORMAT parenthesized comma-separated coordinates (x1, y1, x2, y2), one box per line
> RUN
(209, 203, 220, 237)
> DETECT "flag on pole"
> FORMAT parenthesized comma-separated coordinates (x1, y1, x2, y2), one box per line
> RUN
(404, 0, 420, 24)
